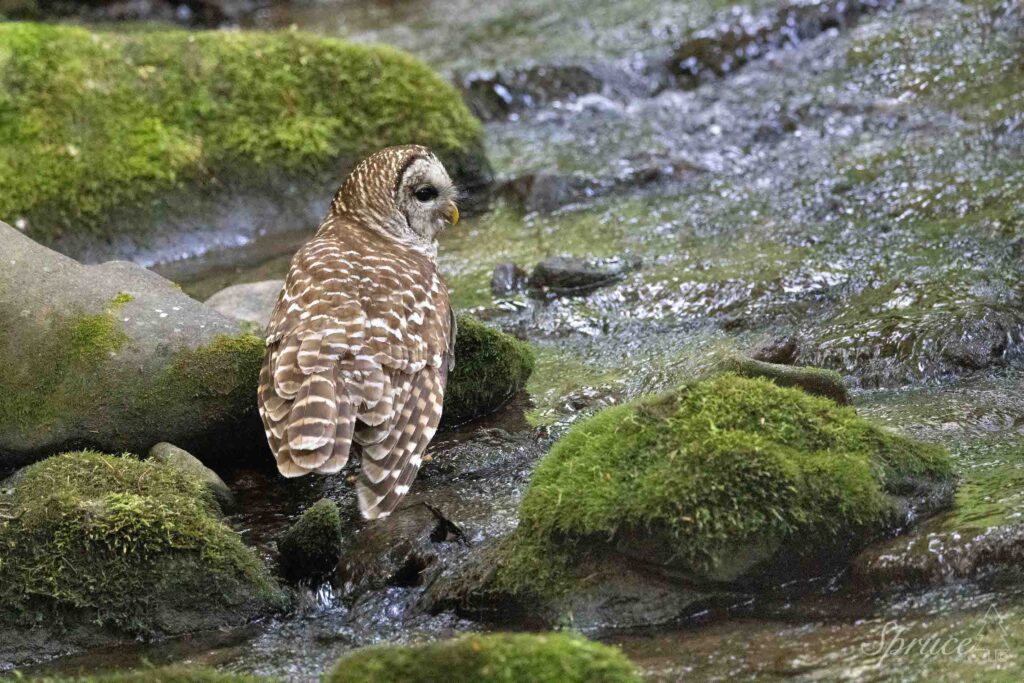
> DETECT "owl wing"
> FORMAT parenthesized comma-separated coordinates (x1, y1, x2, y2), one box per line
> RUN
(258, 228, 452, 520)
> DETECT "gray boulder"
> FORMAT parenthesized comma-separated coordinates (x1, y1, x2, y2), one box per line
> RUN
(204, 280, 282, 331)
(0, 222, 266, 467)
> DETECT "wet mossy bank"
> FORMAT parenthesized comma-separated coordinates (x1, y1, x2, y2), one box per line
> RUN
(429, 374, 954, 627)
(0, 22, 489, 261)
(0, 452, 286, 667)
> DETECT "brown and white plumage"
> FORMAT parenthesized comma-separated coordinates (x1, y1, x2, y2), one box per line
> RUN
(258, 145, 458, 520)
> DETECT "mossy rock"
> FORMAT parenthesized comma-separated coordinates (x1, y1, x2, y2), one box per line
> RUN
(277, 499, 342, 584)
(25, 665, 271, 682)
(442, 315, 536, 426)
(324, 632, 642, 683)
(494, 374, 953, 605)
(0, 452, 286, 666)
(0, 223, 267, 466)
(0, 22, 488, 258)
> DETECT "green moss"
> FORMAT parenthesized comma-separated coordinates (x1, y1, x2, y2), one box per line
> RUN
(111, 292, 135, 307)
(324, 632, 642, 683)
(277, 498, 342, 583)
(149, 333, 265, 423)
(25, 665, 270, 682)
(497, 374, 953, 597)
(0, 22, 484, 241)
(442, 316, 535, 426)
(0, 451, 284, 637)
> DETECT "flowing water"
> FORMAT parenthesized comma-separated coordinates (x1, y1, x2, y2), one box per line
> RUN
(28, 0, 1024, 680)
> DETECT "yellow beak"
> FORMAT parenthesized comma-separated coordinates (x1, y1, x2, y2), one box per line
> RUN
(446, 201, 460, 225)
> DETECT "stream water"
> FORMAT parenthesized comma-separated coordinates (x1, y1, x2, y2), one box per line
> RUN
(27, 0, 1024, 680)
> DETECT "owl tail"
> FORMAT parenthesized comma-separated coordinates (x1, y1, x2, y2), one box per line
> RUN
(280, 368, 344, 475)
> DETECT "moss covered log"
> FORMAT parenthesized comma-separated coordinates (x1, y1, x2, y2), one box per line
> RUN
(0, 452, 285, 645)
(324, 632, 642, 683)
(442, 315, 536, 426)
(496, 374, 953, 597)
(0, 22, 486, 244)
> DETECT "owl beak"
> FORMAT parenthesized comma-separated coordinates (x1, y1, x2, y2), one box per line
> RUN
(444, 201, 460, 226)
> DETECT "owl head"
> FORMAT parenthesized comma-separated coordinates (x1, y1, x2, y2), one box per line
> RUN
(329, 145, 460, 251)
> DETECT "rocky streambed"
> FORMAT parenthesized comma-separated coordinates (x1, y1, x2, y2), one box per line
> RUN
(2, 0, 1024, 681)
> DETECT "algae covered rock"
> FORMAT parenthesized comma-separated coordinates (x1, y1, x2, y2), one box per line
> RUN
(324, 632, 642, 683)
(277, 499, 342, 584)
(0, 452, 285, 666)
(0, 22, 488, 259)
(441, 315, 535, 426)
(448, 374, 953, 626)
(0, 223, 265, 466)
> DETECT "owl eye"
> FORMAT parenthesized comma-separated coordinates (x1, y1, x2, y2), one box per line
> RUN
(414, 186, 439, 202)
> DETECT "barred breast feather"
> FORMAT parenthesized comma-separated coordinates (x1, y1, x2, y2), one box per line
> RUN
(258, 217, 453, 520)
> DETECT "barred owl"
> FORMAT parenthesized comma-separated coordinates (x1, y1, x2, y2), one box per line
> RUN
(258, 145, 459, 520)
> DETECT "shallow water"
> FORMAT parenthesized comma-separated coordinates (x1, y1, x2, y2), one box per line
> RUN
(34, 0, 1024, 680)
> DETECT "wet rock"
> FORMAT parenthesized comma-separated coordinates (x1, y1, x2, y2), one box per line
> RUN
(496, 171, 588, 213)
(441, 374, 953, 629)
(278, 499, 342, 584)
(337, 502, 466, 596)
(461, 64, 605, 121)
(669, 0, 897, 89)
(716, 353, 850, 404)
(148, 442, 235, 512)
(325, 632, 642, 682)
(528, 255, 642, 297)
(751, 335, 800, 365)
(496, 160, 703, 214)
(0, 222, 266, 467)
(852, 522, 1024, 589)
(490, 262, 529, 296)
(0, 452, 285, 667)
(204, 280, 283, 331)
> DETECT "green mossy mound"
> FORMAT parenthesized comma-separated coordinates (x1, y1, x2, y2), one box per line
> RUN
(26, 666, 269, 682)
(0, 22, 485, 243)
(277, 499, 342, 583)
(497, 374, 953, 597)
(0, 452, 285, 648)
(443, 316, 536, 426)
(324, 632, 642, 683)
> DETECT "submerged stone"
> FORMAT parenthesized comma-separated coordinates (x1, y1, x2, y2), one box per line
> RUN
(490, 262, 529, 296)
(0, 452, 285, 667)
(528, 255, 642, 297)
(324, 632, 642, 683)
